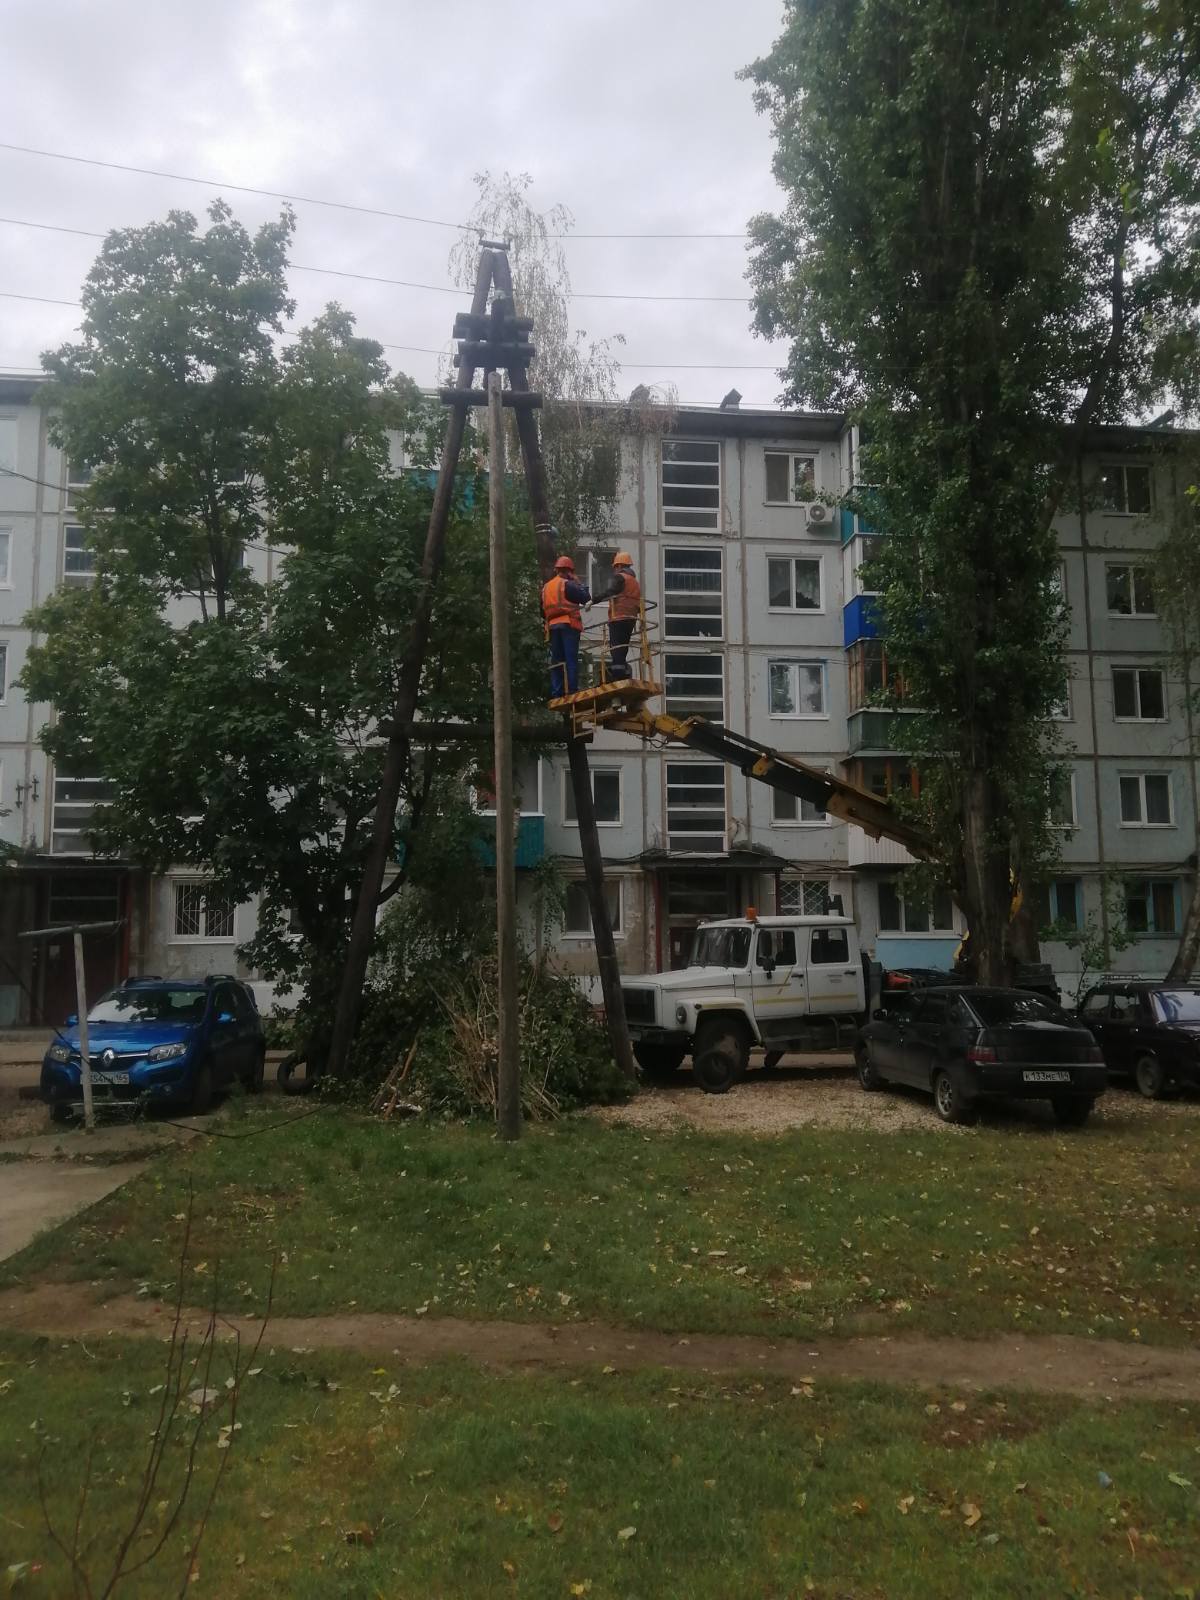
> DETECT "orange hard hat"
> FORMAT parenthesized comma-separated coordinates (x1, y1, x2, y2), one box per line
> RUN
(613, 551, 634, 567)
(554, 555, 575, 572)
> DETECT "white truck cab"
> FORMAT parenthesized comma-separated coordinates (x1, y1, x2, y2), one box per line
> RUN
(621, 914, 867, 1093)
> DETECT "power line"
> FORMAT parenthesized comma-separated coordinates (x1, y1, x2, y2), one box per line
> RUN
(0, 140, 751, 241)
(0, 213, 754, 304)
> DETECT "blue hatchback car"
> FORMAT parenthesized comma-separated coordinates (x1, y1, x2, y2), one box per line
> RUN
(41, 976, 266, 1121)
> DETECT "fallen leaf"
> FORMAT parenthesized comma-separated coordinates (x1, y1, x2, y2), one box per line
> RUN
(950, 1401, 967, 1413)
(343, 1524, 374, 1547)
(602, 1365, 616, 1375)
(925, 1403, 941, 1415)
(897, 1495, 915, 1515)
(501, 1559, 517, 1578)
(616, 1526, 637, 1542)
(1168, 1472, 1193, 1489)
(569, 1585, 592, 1597)
(962, 1502, 982, 1528)
(547, 1512, 564, 1533)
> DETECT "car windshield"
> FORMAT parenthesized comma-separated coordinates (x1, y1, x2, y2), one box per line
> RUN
(1153, 990, 1200, 1022)
(968, 992, 1073, 1027)
(690, 927, 752, 969)
(87, 987, 207, 1025)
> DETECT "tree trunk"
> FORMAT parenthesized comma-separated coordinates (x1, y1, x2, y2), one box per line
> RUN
(1165, 860, 1200, 982)
(960, 768, 1012, 984)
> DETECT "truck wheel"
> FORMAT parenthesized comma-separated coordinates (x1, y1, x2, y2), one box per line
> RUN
(634, 1042, 687, 1083)
(1134, 1054, 1167, 1100)
(855, 1043, 884, 1092)
(692, 1020, 749, 1095)
(761, 1050, 785, 1071)
(933, 1069, 977, 1126)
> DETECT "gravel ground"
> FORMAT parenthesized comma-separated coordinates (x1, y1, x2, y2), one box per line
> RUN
(596, 1055, 1200, 1136)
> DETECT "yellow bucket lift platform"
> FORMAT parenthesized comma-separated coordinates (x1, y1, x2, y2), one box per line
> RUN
(549, 598, 663, 738)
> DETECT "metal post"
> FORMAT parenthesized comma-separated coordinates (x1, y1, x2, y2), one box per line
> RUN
(72, 928, 94, 1131)
(489, 372, 522, 1140)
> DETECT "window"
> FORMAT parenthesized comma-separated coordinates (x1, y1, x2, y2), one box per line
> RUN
(563, 766, 622, 826)
(1048, 771, 1077, 828)
(563, 879, 622, 937)
(663, 547, 722, 639)
(847, 640, 905, 710)
(1119, 772, 1173, 827)
(173, 882, 236, 941)
(1106, 563, 1155, 616)
(779, 879, 831, 916)
(66, 460, 96, 508)
(63, 524, 96, 586)
(878, 881, 955, 933)
(764, 450, 816, 504)
(1112, 667, 1165, 721)
(1125, 879, 1177, 935)
(661, 440, 720, 533)
(51, 773, 115, 854)
(1049, 669, 1072, 722)
(665, 762, 726, 852)
(1035, 878, 1081, 931)
(1100, 463, 1152, 515)
(767, 556, 822, 612)
(810, 926, 850, 965)
(1080, 989, 1111, 1017)
(851, 535, 885, 596)
(585, 549, 616, 595)
(768, 659, 826, 718)
(771, 783, 827, 825)
(0, 528, 10, 587)
(664, 653, 724, 722)
(757, 928, 797, 966)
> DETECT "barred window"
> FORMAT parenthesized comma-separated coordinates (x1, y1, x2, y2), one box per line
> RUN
(173, 883, 236, 940)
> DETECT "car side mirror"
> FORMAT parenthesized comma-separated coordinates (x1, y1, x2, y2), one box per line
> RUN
(66, 1013, 78, 1027)
(217, 1011, 235, 1025)
(759, 960, 776, 977)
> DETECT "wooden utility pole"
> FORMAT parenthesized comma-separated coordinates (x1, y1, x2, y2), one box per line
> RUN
(488, 371, 521, 1140)
(72, 930, 95, 1131)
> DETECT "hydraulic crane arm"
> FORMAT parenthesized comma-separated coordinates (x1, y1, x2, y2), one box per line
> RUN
(611, 709, 937, 863)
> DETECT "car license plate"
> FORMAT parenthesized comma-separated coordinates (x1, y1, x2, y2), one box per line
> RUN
(1023, 1070, 1070, 1083)
(90, 1071, 129, 1086)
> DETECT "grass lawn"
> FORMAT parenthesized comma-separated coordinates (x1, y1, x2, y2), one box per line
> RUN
(2, 1331, 1198, 1599)
(5, 1107, 1197, 1346)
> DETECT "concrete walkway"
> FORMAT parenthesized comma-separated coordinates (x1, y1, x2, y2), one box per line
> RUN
(0, 1160, 147, 1262)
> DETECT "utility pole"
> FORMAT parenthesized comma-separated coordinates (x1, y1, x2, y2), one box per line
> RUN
(72, 930, 94, 1132)
(488, 370, 521, 1140)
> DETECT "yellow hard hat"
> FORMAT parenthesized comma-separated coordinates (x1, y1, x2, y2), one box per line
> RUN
(613, 551, 634, 567)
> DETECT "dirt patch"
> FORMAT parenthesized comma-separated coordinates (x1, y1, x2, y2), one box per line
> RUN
(595, 1058, 1200, 1136)
(2, 1281, 1198, 1401)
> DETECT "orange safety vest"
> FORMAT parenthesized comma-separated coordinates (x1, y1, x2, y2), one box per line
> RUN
(542, 574, 582, 631)
(608, 572, 641, 622)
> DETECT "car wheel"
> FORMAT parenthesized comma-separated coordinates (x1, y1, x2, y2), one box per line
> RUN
(761, 1050, 785, 1070)
(1052, 1096, 1094, 1128)
(1134, 1054, 1167, 1100)
(189, 1060, 214, 1116)
(633, 1041, 687, 1082)
(245, 1047, 266, 1094)
(692, 1020, 749, 1095)
(855, 1043, 884, 1092)
(933, 1068, 977, 1125)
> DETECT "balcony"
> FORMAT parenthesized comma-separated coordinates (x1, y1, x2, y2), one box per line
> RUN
(472, 814, 546, 870)
(847, 827, 917, 869)
(846, 708, 911, 755)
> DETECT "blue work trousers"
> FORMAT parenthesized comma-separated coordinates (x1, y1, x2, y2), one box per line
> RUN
(548, 625, 581, 697)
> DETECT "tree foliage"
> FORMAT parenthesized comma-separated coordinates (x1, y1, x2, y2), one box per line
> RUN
(744, 0, 1200, 978)
(22, 203, 547, 1028)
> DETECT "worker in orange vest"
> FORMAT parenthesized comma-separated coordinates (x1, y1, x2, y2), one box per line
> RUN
(541, 554, 592, 697)
(601, 551, 640, 679)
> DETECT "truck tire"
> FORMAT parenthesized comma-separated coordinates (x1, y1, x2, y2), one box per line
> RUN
(692, 1019, 749, 1095)
(634, 1041, 687, 1082)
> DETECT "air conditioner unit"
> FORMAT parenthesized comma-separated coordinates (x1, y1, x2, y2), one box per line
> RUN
(805, 500, 833, 528)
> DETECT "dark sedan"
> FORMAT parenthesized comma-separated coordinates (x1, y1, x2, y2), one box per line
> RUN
(1078, 982, 1200, 1099)
(856, 985, 1107, 1126)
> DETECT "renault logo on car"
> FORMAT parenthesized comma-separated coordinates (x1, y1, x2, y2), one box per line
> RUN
(101, 1049, 117, 1069)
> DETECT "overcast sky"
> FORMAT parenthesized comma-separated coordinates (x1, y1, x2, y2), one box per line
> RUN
(0, 0, 794, 407)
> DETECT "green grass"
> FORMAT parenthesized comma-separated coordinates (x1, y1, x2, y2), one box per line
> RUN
(2, 1333, 1199, 1599)
(5, 1109, 1197, 1346)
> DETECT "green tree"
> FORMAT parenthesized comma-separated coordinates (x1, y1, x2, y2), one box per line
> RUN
(22, 204, 546, 1046)
(744, 0, 1200, 981)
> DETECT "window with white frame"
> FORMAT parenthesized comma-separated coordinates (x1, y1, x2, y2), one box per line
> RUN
(1035, 878, 1081, 932)
(1125, 879, 1177, 935)
(778, 878, 831, 916)
(767, 555, 822, 612)
(563, 879, 622, 937)
(1112, 666, 1165, 721)
(63, 524, 96, 586)
(664, 653, 724, 723)
(173, 882, 236, 941)
(851, 534, 885, 596)
(665, 762, 726, 852)
(1119, 771, 1173, 826)
(1048, 770, 1077, 828)
(764, 450, 816, 505)
(768, 659, 827, 718)
(0, 528, 11, 587)
(663, 546, 722, 639)
(1106, 562, 1155, 616)
(771, 778, 827, 825)
(660, 440, 720, 533)
(563, 765, 621, 826)
(50, 772, 114, 854)
(1100, 463, 1152, 515)
(66, 460, 95, 509)
(585, 549, 616, 596)
(1049, 667, 1072, 721)
(878, 881, 955, 933)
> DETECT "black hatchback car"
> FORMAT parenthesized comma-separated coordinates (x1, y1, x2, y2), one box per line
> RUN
(856, 986, 1107, 1126)
(1077, 982, 1200, 1098)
